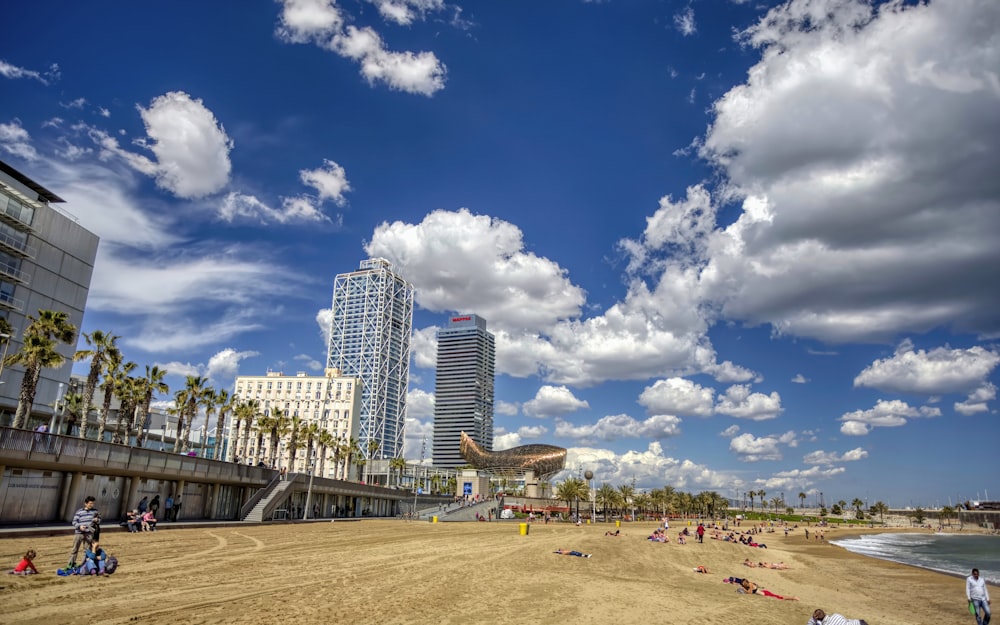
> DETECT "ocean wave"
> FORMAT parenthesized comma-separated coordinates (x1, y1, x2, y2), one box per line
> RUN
(832, 533, 1000, 584)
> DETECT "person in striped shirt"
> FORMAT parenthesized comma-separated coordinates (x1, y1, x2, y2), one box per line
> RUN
(807, 608, 869, 625)
(66, 496, 98, 569)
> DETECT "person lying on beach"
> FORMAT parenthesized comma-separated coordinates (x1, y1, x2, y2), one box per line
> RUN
(759, 561, 789, 570)
(553, 549, 592, 558)
(740, 578, 799, 600)
(605, 529, 620, 537)
(693, 566, 711, 574)
(806, 608, 869, 625)
(743, 559, 757, 568)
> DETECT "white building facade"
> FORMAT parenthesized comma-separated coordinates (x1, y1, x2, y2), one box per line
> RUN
(231, 369, 362, 479)
(433, 314, 495, 468)
(326, 258, 414, 462)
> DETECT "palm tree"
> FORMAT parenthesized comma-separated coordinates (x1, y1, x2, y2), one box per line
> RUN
(286, 415, 303, 471)
(316, 429, 336, 477)
(214, 389, 235, 459)
(97, 354, 134, 442)
(114, 373, 142, 444)
(852, 498, 865, 520)
(940, 505, 954, 528)
(9, 310, 77, 429)
(251, 413, 271, 466)
(135, 365, 169, 448)
(618, 484, 636, 520)
(837, 500, 848, 515)
(266, 410, 291, 468)
(873, 501, 889, 525)
(302, 422, 321, 473)
(798, 492, 807, 511)
(756, 490, 766, 515)
(556, 477, 588, 519)
(344, 438, 360, 481)
(747, 490, 756, 514)
(389, 456, 407, 487)
(232, 399, 260, 461)
(365, 439, 381, 484)
(175, 375, 209, 453)
(73, 330, 119, 439)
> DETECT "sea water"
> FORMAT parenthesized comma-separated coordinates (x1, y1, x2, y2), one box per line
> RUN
(831, 533, 1000, 584)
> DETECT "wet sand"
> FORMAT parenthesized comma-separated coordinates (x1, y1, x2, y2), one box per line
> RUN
(0, 520, 989, 625)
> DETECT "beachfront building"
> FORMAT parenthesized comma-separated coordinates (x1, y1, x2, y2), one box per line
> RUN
(0, 159, 99, 426)
(433, 314, 495, 468)
(230, 369, 362, 479)
(326, 258, 414, 464)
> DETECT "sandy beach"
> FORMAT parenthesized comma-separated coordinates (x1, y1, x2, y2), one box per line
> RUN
(0, 520, 991, 625)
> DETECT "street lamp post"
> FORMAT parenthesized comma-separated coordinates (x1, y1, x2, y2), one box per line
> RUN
(303, 453, 317, 520)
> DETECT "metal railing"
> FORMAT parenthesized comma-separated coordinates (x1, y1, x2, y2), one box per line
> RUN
(0, 426, 275, 485)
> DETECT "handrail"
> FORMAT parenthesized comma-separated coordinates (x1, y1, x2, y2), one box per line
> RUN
(240, 473, 282, 519)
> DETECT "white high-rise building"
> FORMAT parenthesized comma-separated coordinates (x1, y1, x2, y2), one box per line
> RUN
(433, 314, 495, 468)
(0, 159, 99, 424)
(326, 258, 414, 462)
(231, 369, 362, 478)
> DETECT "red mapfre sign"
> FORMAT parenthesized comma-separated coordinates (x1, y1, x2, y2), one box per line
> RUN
(452, 316, 471, 322)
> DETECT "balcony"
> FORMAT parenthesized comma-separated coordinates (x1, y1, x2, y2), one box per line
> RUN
(0, 289, 24, 312)
(0, 263, 29, 284)
(0, 229, 35, 259)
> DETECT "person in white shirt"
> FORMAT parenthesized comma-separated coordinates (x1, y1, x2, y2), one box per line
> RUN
(967, 568, 992, 625)
(806, 608, 868, 625)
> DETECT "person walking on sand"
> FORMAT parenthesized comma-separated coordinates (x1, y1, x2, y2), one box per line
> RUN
(67, 496, 98, 569)
(806, 608, 869, 625)
(696, 522, 706, 543)
(967, 568, 991, 625)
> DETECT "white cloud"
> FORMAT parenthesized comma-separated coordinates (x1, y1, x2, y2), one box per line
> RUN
(219, 192, 331, 224)
(791, 373, 808, 384)
(854, 341, 1000, 395)
(523, 385, 589, 418)
(720, 424, 740, 437)
(715, 384, 783, 420)
(803, 447, 868, 465)
(131, 92, 233, 198)
(61, 97, 87, 109)
(406, 388, 435, 419)
(315, 308, 334, 352)
(206, 348, 260, 384)
(367, 0, 445, 25)
(638, 377, 715, 417)
(729, 432, 784, 462)
(516, 424, 548, 440)
(665, 0, 1000, 343)
(0, 119, 39, 160)
(408, 326, 438, 369)
(954, 382, 997, 416)
(299, 159, 351, 205)
(674, 6, 697, 36)
(495, 400, 519, 417)
(276, 0, 447, 96)
(554, 413, 682, 442)
(839, 399, 941, 436)
(293, 354, 323, 371)
(0, 60, 58, 84)
(492, 429, 520, 451)
(371, 208, 742, 386)
(562, 441, 732, 492)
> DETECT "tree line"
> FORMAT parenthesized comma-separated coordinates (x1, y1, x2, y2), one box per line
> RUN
(0, 309, 385, 481)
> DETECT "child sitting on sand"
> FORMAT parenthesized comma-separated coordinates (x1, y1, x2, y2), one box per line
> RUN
(10, 549, 39, 575)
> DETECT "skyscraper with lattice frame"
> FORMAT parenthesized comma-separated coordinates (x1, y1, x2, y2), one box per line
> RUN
(326, 258, 414, 462)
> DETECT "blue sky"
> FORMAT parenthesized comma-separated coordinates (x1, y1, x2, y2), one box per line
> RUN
(2, 0, 998, 509)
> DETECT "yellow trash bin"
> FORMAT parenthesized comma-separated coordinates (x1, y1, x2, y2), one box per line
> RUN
(616, 520, 621, 528)
(432, 516, 438, 523)
(519, 522, 529, 536)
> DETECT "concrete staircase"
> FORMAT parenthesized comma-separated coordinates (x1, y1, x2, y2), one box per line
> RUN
(242, 479, 295, 522)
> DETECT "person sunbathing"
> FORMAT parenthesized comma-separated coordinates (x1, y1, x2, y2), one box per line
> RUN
(759, 561, 790, 570)
(553, 548, 592, 558)
(739, 578, 799, 600)
(743, 558, 757, 568)
(693, 566, 711, 574)
(605, 529, 621, 537)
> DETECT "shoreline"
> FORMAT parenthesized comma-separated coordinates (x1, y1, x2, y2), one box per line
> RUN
(1, 520, 996, 625)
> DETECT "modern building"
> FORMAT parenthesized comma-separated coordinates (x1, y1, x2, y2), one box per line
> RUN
(230, 368, 362, 479)
(433, 314, 495, 468)
(0, 160, 99, 425)
(326, 258, 413, 462)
